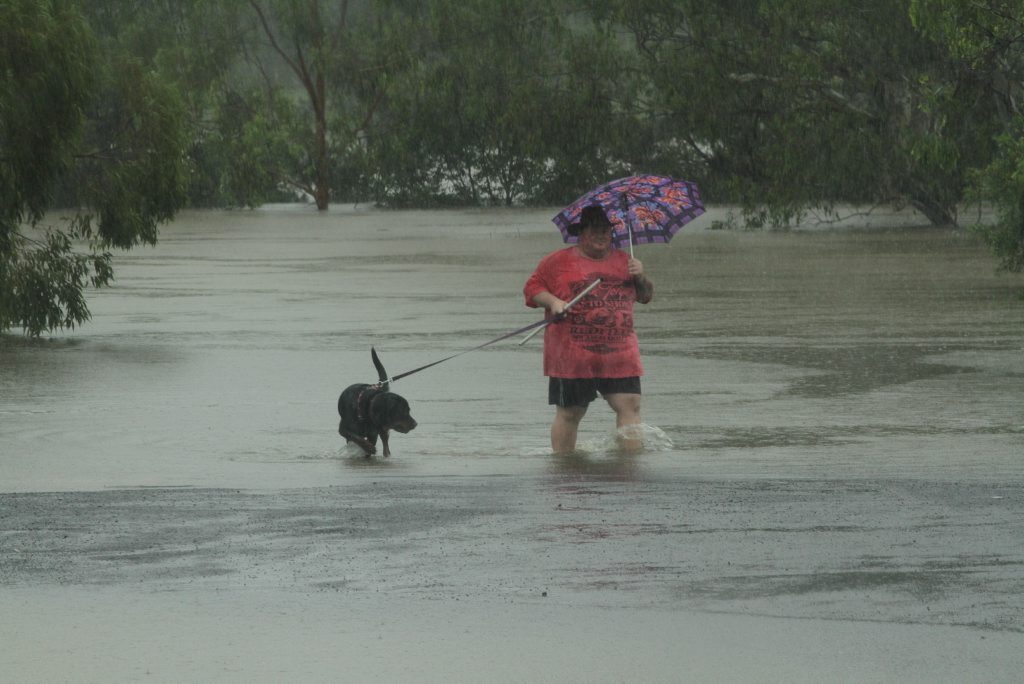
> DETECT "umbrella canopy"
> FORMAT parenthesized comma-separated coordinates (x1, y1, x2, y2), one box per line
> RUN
(552, 175, 705, 251)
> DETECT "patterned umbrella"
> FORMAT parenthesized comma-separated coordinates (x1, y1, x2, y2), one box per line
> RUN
(552, 175, 705, 255)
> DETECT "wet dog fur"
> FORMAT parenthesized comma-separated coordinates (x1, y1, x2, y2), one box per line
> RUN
(337, 348, 417, 457)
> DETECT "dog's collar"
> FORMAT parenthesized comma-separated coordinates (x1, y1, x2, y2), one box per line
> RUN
(356, 383, 384, 423)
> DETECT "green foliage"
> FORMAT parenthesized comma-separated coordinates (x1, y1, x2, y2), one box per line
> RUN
(1, 0, 96, 226)
(1, 228, 112, 336)
(69, 62, 189, 248)
(366, 0, 646, 207)
(194, 0, 423, 209)
(912, 0, 1024, 270)
(368, 0, 558, 205)
(964, 118, 1024, 272)
(597, 0, 1000, 227)
(1, 0, 98, 335)
(1, 0, 189, 336)
(5, 0, 1024, 336)
(200, 88, 307, 206)
(80, 1, 243, 208)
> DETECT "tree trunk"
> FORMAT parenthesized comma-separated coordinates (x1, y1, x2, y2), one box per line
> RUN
(909, 197, 955, 227)
(313, 72, 329, 211)
(314, 118, 329, 210)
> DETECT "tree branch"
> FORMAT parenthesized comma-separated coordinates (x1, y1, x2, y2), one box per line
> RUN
(727, 72, 877, 118)
(247, 0, 305, 83)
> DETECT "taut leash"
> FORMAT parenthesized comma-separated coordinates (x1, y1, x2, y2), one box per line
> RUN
(384, 278, 601, 384)
(387, 318, 545, 384)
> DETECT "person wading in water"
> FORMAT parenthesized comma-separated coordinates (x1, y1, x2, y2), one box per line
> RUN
(524, 205, 654, 453)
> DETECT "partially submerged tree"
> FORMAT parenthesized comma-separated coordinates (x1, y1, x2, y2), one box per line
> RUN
(367, 0, 648, 207)
(596, 0, 1000, 227)
(911, 0, 1024, 271)
(216, 0, 418, 210)
(1, 0, 188, 336)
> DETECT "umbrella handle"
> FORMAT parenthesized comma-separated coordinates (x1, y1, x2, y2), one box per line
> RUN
(620, 192, 634, 258)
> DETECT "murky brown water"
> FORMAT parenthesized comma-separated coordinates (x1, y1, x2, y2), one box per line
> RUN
(2, 206, 1023, 680)
(2, 205, 1021, 490)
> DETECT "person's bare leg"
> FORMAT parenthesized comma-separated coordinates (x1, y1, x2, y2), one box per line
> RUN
(551, 405, 587, 453)
(604, 393, 642, 452)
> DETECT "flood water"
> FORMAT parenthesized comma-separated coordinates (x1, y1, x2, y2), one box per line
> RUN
(2, 206, 1023, 680)
(2, 205, 1021, 489)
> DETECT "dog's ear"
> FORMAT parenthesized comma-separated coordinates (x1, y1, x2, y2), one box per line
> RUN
(371, 393, 410, 425)
(368, 392, 392, 424)
(390, 394, 410, 418)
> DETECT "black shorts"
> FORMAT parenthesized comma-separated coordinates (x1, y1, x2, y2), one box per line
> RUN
(548, 376, 641, 408)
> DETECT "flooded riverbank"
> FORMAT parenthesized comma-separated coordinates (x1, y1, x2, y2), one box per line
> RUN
(2, 205, 1022, 680)
(2, 205, 1021, 490)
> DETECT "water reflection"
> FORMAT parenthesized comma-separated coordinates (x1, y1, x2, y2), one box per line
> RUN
(342, 455, 404, 470)
(545, 424, 674, 480)
(548, 451, 643, 480)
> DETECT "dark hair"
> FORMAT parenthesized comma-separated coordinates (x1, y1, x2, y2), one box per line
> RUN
(568, 205, 612, 236)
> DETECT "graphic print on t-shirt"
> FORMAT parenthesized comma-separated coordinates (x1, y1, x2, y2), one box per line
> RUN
(565, 274, 635, 354)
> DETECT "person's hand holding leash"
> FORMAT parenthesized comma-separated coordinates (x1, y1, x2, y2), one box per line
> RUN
(532, 291, 569, 318)
(549, 298, 569, 319)
(520, 279, 602, 345)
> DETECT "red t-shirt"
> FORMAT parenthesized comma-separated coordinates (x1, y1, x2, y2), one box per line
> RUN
(523, 247, 643, 379)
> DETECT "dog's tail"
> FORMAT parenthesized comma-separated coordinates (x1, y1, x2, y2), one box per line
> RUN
(371, 346, 389, 389)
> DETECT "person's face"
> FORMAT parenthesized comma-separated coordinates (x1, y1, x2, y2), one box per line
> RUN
(578, 223, 613, 258)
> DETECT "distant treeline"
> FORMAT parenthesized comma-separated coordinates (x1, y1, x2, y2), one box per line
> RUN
(3, 0, 1023, 334)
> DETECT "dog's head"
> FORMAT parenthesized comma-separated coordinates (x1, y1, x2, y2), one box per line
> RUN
(370, 391, 417, 433)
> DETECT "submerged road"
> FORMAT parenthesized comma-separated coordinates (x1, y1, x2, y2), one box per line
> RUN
(2, 474, 1021, 629)
(2, 471, 1022, 681)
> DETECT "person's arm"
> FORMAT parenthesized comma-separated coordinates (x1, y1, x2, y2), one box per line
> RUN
(524, 253, 567, 314)
(531, 291, 569, 316)
(628, 258, 654, 304)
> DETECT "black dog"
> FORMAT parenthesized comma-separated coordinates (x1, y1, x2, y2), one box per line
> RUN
(338, 348, 417, 457)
